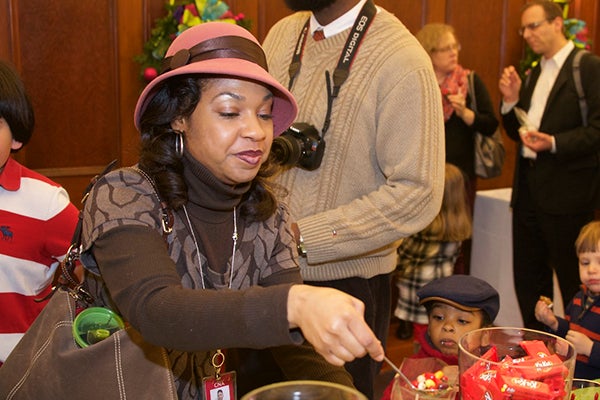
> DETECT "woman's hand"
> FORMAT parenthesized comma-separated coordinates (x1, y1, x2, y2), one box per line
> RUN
(534, 300, 558, 331)
(287, 284, 384, 366)
(566, 330, 593, 357)
(447, 94, 474, 125)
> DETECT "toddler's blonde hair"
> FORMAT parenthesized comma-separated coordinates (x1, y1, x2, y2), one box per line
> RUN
(575, 220, 600, 254)
(427, 163, 472, 242)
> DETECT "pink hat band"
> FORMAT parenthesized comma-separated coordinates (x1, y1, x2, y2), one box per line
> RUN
(134, 22, 298, 136)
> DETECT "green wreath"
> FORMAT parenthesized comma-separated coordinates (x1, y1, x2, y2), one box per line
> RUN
(135, 0, 251, 82)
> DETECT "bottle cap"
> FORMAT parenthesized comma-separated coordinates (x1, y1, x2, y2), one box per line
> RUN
(72, 307, 125, 348)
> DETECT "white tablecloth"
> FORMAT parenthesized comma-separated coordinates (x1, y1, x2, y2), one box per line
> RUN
(470, 188, 563, 327)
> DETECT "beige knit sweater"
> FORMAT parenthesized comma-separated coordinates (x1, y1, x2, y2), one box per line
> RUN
(263, 8, 444, 281)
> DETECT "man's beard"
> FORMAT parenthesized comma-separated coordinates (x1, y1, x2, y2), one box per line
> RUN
(284, 0, 336, 12)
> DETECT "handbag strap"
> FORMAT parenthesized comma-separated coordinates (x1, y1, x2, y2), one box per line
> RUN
(36, 161, 174, 304)
(129, 166, 174, 241)
(36, 160, 118, 304)
(467, 71, 478, 113)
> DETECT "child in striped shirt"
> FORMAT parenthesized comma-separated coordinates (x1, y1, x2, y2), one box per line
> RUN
(535, 220, 600, 380)
(0, 60, 78, 365)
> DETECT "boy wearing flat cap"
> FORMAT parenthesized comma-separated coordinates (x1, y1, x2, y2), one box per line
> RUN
(415, 275, 499, 364)
(380, 275, 499, 400)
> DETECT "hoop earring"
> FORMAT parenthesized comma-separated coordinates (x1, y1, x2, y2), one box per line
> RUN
(174, 130, 184, 158)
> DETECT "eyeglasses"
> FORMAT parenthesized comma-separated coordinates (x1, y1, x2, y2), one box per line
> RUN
(518, 19, 551, 36)
(432, 43, 461, 53)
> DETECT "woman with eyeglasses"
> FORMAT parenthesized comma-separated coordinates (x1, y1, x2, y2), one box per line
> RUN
(392, 23, 499, 341)
(415, 23, 499, 206)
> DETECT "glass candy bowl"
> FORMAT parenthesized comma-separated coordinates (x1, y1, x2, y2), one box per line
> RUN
(240, 380, 367, 400)
(458, 327, 576, 400)
(389, 357, 459, 400)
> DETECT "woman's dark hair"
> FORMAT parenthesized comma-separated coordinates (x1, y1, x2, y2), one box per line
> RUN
(137, 74, 280, 221)
(0, 61, 35, 150)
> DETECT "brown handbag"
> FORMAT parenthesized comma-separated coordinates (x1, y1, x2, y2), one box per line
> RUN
(0, 161, 178, 400)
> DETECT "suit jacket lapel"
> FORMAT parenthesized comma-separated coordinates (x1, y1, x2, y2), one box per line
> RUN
(543, 57, 572, 116)
(540, 49, 577, 129)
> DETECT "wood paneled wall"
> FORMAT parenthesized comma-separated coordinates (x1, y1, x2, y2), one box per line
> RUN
(1, 0, 599, 199)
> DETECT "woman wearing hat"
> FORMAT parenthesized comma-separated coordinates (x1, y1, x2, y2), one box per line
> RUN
(78, 22, 383, 398)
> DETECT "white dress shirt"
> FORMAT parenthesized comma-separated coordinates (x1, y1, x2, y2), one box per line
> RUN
(502, 41, 574, 158)
(310, 0, 378, 38)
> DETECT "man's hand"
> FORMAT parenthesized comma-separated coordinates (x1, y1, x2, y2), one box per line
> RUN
(499, 66, 522, 104)
(520, 129, 553, 152)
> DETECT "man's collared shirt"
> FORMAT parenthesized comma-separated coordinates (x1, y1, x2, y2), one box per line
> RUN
(309, 0, 368, 39)
(527, 40, 574, 130)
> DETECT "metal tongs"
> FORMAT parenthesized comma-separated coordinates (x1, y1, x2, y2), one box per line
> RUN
(383, 356, 417, 389)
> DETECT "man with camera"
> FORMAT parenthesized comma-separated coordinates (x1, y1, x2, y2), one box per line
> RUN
(263, 0, 445, 397)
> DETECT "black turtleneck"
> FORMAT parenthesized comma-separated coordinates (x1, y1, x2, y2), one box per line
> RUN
(177, 149, 251, 277)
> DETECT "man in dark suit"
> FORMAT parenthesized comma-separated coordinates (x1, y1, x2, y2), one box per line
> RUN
(499, 0, 600, 329)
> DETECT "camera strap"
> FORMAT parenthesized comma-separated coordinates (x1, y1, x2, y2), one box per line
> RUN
(287, 0, 377, 135)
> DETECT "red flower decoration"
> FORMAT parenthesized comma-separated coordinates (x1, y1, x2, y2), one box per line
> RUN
(184, 4, 199, 17)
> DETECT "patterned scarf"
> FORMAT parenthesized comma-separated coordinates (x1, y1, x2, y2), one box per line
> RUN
(439, 64, 470, 121)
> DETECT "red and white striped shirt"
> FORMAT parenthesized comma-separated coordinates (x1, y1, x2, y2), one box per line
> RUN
(0, 157, 79, 364)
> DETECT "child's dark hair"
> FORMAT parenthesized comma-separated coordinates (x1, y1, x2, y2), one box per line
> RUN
(0, 61, 34, 150)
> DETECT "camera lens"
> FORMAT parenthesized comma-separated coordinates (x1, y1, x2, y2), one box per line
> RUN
(271, 135, 302, 167)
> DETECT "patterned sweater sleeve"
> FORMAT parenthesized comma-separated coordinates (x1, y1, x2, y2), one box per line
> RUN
(80, 170, 302, 351)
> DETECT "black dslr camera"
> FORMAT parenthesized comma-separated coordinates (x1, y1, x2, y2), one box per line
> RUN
(271, 122, 326, 171)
